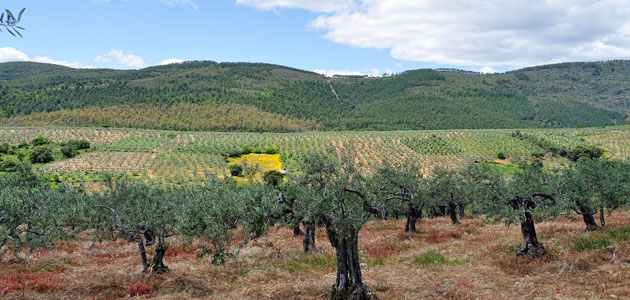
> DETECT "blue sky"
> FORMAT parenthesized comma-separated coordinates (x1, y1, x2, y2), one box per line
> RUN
(2, 0, 630, 75)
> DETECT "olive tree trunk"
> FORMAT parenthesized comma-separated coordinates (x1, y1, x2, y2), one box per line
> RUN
(150, 229, 169, 274)
(303, 222, 317, 253)
(578, 203, 599, 231)
(599, 207, 605, 227)
(405, 203, 421, 233)
(517, 210, 546, 256)
(327, 229, 378, 300)
(447, 203, 459, 225)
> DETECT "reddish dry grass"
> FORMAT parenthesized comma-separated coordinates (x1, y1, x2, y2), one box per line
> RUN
(3, 211, 630, 299)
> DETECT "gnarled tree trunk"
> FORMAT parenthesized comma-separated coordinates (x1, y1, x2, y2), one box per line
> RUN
(517, 210, 546, 256)
(599, 207, 605, 227)
(447, 203, 459, 225)
(327, 228, 379, 300)
(303, 222, 317, 253)
(578, 202, 599, 231)
(135, 235, 150, 273)
(150, 229, 169, 274)
(405, 203, 420, 233)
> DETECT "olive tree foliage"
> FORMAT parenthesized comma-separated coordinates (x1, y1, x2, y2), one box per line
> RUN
(558, 159, 630, 230)
(471, 162, 559, 256)
(1, 8, 25, 37)
(0, 164, 80, 262)
(91, 180, 180, 274)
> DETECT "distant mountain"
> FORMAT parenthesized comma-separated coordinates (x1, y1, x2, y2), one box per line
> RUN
(0, 60, 628, 132)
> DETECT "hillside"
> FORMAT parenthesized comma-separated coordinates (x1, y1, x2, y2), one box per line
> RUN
(0, 60, 628, 131)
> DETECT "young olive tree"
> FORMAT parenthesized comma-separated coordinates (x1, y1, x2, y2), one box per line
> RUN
(91, 181, 180, 274)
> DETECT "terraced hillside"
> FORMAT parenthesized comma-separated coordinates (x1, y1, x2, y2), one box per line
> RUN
(1, 126, 628, 184)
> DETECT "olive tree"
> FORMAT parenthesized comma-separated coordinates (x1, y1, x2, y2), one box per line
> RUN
(375, 162, 427, 232)
(0, 164, 79, 262)
(178, 178, 279, 264)
(91, 181, 180, 273)
(291, 151, 380, 300)
(471, 162, 559, 256)
(559, 159, 630, 230)
(426, 166, 469, 225)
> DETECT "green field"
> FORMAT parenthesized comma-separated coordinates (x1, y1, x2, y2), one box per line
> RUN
(2, 125, 629, 184)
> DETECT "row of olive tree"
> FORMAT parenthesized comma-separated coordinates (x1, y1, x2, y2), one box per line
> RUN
(2, 151, 629, 299)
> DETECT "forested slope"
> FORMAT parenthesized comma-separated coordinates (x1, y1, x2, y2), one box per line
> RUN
(0, 60, 628, 131)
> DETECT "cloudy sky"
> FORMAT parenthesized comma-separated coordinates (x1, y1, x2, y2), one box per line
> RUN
(1, 0, 630, 75)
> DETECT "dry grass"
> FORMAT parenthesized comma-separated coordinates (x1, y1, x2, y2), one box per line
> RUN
(3, 211, 630, 299)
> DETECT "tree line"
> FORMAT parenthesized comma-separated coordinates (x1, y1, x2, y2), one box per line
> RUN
(1, 147, 629, 299)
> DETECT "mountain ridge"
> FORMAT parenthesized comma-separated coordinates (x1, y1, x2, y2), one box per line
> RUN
(0, 60, 628, 132)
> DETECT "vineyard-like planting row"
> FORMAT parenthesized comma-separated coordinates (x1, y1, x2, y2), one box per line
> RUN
(2, 126, 628, 183)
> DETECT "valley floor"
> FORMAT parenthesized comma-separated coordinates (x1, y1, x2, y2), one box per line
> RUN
(3, 211, 630, 299)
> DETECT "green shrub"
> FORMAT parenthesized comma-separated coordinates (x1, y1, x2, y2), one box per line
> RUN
(61, 145, 78, 158)
(227, 149, 242, 158)
(263, 170, 284, 187)
(497, 152, 506, 160)
(0, 143, 9, 154)
(31, 136, 50, 146)
(253, 148, 264, 154)
(0, 158, 19, 172)
(18, 141, 29, 148)
(66, 139, 91, 150)
(568, 145, 605, 162)
(230, 164, 243, 177)
(29, 146, 54, 163)
(265, 147, 277, 154)
(241, 145, 252, 155)
(167, 133, 177, 139)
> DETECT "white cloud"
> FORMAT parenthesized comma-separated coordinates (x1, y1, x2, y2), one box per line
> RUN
(0, 47, 29, 62)
(0, 47, 91, 68)
(239, 0, 630, 68)
(32, 57, 92, 69)
(479, 66, 498, 74)
(314, 68, 381, 77)
(158, 58, 185, 65)
(161, 0, 198, 9)
(94, 49, 147, 68)
(236, 0, 356, 13)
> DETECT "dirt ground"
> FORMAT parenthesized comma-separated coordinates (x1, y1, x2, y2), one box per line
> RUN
(2, 211, 630, 300)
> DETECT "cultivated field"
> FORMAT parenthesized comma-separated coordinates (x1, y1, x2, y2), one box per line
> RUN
(1, 126, 629, 184)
